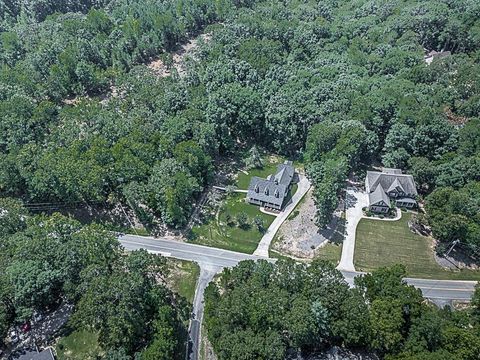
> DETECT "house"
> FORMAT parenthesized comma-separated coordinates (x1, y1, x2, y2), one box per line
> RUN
(424, 50, 451, 65)
(16, 348, 55, 360)
(365, 168, 418, 213)
(247, 161, 295, 210)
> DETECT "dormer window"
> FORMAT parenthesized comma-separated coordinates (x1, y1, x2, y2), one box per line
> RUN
(274, 189, 279, 198)
(254, 184, 259, 193)
(264, 188, 269, 195)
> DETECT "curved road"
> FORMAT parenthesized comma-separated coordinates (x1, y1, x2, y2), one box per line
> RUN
(119, 234, 478, 360)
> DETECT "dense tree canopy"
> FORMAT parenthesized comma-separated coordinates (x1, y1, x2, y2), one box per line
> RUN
(205, 261, 480, 360)
(0, 202, 187, 357)
(0, 0, 479, 234)
(1, 0, 480, 357)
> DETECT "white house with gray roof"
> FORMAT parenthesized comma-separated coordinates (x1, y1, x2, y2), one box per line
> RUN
(365, 168, 418, 213)
(247, 161, 295, 210)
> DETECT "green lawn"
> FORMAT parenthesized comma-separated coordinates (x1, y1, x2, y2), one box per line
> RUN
(235, 159, 282, 189)
(355, 213, 480, 280)
(191, 193, 275, 253)
(56, 331, 101, 360)
(168, 259, 200, 304)
(315, 242, 343, 265)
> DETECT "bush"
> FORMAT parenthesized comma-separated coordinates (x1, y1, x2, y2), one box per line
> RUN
(236, 212, 249, 229)
(436, 243, 448, 255)
(253, 215, 265, 233)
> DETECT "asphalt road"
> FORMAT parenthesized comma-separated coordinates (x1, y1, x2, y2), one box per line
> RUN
(119, 234, 478, 360)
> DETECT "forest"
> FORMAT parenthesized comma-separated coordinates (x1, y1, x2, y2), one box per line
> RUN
(0, 0, 480, 358)
(205, 259, 480, 360)
(0, 198, 189, 358)
(0, 0, 479, 251)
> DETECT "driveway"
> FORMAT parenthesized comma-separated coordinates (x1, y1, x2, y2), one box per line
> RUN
(337, 187, 368, 272)
(119, 233, 478, 359)
(253, 175, 311, 257)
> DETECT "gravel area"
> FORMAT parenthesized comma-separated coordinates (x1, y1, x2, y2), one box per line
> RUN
(272, 189, 345, 258)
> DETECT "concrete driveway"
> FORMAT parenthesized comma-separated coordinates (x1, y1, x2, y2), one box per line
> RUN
(337, 187, 368, 272)
(253, 175, 311, 257)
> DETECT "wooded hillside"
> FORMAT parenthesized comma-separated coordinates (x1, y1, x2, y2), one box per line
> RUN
(0, 0, 479, 243)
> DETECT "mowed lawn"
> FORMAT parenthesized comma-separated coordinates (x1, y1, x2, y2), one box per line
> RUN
(355, 213, 480, 280)
(315, 242, 343, 265)
(235, 158, 282, 190)
(191, 193, 275, 254)
(56, 330, 102, 360)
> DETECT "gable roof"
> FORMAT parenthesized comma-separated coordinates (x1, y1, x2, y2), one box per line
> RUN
(16, 348, 55, 360)
(387, 178, 405, 194)
(274, 161, 294, 186)
(367, 170, 417, 196)
(248, 176, 287, 207)
(369, 185, 391, 207)
(247, 161, 295, 207)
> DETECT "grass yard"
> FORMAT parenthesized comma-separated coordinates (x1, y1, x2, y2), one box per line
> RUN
(167, 259, 200, 304)
(355, 213, 480, 280)
(315, 242, 343, 265)
(56, 330, 101, 360)
(191, 193, 275, 253)
(235, 157, 283, 189)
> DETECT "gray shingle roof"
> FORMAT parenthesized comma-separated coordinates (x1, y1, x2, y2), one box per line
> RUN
(369, 185, 390, 207)
(17, 348, 55, 360)
(247, 176, 287, 207)
(247, 161, 295, 207)
(387, 178, 405, 194)
(366, 171, 417, 196)
(275, 161, 294, 186)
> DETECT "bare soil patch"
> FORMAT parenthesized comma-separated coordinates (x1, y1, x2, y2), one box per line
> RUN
(272, 189, 345, 259)
(148, 33, 212, 78)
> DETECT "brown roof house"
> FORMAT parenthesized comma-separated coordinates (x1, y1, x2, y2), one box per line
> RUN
(365, 168, 418, 213)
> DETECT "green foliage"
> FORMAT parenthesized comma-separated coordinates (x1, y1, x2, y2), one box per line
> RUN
(206, 261, 480, 359)
(306, 120, 372, 227)
(425, 182, 480, 249)
(0, 197, 26, 235)
(204, 259, 355, 358)
(253, 215, 264, 232)
(71, 249, 187, 355)
(244, 145, 263, 169)
(235, 211, 249, 229)
(0, 210, 186, 357)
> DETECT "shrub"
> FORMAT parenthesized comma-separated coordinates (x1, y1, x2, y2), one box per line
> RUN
(236, 212, 249, 229)
(253, 215, 265, 233)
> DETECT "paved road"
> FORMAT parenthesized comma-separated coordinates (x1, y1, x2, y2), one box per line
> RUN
(121, 235, 267, 268)
(121, 235, 272, 360)
(253, 175, 311, 257)
(187, 266, 219, 360)
(337, 187, 368, 271)
(119, 234, 478, 360)
(120, 235, 478, 302)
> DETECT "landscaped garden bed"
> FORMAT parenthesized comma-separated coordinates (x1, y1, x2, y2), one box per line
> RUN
(190, 192, 275, 254)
